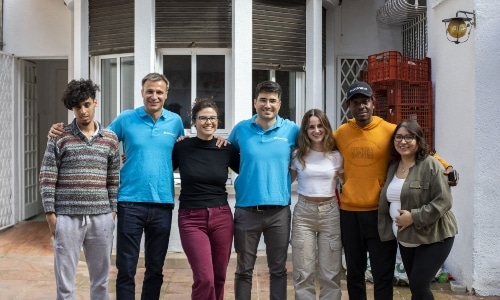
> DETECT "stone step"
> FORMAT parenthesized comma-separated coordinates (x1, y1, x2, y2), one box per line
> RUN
(81, 249, 292, 269)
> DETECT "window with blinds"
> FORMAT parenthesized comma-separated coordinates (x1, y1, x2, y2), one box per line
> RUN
(155, 0, 232, 49)
(253, 0, 306, 71)
(89, 0, 134, 56)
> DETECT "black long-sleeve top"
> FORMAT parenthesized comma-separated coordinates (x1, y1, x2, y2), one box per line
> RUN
(172, 137, 240, 209)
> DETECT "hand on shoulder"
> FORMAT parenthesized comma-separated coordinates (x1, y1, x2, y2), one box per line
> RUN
(47, 122, 65, 139)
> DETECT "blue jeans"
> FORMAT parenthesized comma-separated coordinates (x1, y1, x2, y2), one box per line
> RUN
(179, 205, 234, 300)
(116, 202, 173, 300)
(233, 206, 291, 300)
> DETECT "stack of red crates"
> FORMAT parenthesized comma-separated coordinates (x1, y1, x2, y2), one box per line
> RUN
(366, 51, 434, 150)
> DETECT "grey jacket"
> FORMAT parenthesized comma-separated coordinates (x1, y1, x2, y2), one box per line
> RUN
(378, 155, 458, 244)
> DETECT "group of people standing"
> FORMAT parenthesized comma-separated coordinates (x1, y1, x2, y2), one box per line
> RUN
(40, 74, 458, 300)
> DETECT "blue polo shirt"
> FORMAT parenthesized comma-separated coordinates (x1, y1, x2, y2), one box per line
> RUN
(108, 107, 184, 204)
(228, 115, 299, 207)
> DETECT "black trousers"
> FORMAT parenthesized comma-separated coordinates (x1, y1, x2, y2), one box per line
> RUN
(399, 236, 455, 300)
(340, 209, 397, 300)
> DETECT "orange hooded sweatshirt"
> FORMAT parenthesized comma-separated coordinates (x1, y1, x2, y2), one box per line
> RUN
(334, 116, 450, 211)
(334, 116, 395, 211)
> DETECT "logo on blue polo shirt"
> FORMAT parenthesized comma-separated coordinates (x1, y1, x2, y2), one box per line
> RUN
(273, 137, 288, 142)
(163, 131, 177, 137)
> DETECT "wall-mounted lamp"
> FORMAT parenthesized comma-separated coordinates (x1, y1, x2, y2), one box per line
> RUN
(442, 10, 476, 44)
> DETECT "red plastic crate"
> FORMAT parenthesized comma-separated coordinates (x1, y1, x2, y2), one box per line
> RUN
(422, 127, 434, 151)
(359, 70, 368, 82)
(387, 104, 433, 129)
(389, 106, 434, 150)
(372, 89, 434, 149)
(371, 80, 432, 105)
(373, 88, 389, 120)
(367, 51, 431, 83)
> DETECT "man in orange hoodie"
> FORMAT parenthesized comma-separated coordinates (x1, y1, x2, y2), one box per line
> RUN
(334, 81, 456, 300)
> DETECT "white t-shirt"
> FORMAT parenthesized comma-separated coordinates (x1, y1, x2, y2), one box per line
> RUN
(386, 175, 420, 247)
(291, 149, 343, 197)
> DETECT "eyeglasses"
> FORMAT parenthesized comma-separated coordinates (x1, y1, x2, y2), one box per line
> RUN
(196, 116, 218, 123)
(394, 134, 415, 143)
(257, 99, 280, 105)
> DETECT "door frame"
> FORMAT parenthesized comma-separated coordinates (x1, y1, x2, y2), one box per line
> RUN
(20, 60, 39, 220)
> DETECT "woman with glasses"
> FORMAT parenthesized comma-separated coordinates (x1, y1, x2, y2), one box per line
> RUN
(172, 98, 239, 300)
(378, 119, 458, 300)
(290, 109, 344, 299)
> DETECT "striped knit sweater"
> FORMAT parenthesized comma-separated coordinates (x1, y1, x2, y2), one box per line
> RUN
(39, 119, 120, 215)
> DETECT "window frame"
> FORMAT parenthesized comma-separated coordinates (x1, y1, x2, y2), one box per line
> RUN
(252, 69, 305, 123)
(90, 53, 135, 127)
(157, 48, 232, 135)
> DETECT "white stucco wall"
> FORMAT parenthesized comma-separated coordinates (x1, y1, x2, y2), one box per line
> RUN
(134, 0, 155, 106)
(333, 0, 402, 57)
(468, 0, 500, 294)
(232, 0, 253, 123)
(428, 0, 500, 295)
(3, 0, 71, 58)
(326, 0, 401, 124)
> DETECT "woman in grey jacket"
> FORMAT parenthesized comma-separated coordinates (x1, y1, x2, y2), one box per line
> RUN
(378, 120, 458, 300)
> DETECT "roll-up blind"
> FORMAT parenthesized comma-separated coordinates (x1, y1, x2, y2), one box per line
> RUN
(155, 0, 232, 48)
(89, 0, 134, 56)
(253, 0, 306, 71)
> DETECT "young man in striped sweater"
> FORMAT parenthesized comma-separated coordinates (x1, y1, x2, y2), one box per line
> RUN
(40, 79, 120, 299)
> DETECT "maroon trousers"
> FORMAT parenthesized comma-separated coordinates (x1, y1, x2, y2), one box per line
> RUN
(178, 205, 234, 300)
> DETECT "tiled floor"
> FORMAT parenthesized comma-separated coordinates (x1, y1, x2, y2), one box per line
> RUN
(0, 220, 497, 299)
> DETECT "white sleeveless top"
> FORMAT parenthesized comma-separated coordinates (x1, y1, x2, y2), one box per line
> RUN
(291, 150, 343, 197)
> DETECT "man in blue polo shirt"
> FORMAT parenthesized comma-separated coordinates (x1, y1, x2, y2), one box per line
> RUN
(228, 81, 299, 300)
(108, 73, 184, 299)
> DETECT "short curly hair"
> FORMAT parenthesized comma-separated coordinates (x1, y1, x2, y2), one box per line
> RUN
(61, 79, 100, 110)
(191, 97, 218, 121)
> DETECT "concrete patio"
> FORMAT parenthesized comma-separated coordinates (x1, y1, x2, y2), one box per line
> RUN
(0, 219, 495, 300)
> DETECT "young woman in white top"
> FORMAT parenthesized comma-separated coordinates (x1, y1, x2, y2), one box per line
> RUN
(290, 109, 344, 300)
